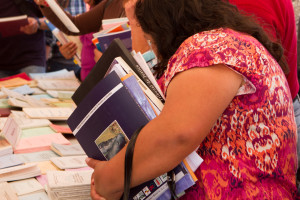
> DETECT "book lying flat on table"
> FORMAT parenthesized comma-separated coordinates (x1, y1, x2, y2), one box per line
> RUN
(0, 15, 28, 38)
(0, 163, 41, 182)
(46, 170, 93, 200)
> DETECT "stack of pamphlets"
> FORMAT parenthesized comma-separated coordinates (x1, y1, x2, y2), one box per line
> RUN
(46, 170, 93, 200)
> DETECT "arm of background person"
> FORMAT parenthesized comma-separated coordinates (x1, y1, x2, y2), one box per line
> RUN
(86, 64, 243, 199)
(35, 0, 107, 35)
(57, 41, 78, 60)
(20, 17, 40, 35)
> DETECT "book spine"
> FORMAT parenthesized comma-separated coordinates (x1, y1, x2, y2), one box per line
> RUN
(131, 63, 165, 103)
(115, 59, 164, 111)
(121, 76, 156, 120)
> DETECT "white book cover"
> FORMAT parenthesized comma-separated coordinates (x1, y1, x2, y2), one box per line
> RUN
(50, 155, 88, 169)
(51, 143, 85, 156)
(44, 0, 79, 33)
(18, 191, 50, 200)
(0, 154, 24, 169)
(47, 170, 93, 188)
(0, 163, 41, 182)
(0, 182, 18, 200)
(23, 107, 74, 120)
(37, 79, 80, 91)
(9, 178, 44, 196)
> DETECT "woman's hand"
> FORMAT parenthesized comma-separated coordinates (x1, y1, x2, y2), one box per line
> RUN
(94, 48, 102, 62)
(123, 0, 138, 25)
(58, 41, 77, 60)
(20, 17, 39, 35)
(33, 0, 49, 7)
(86, 158, 123, 200)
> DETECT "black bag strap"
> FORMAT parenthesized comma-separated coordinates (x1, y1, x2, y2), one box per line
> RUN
(123, 126, 178, 200)
(123, 125, 144, 200)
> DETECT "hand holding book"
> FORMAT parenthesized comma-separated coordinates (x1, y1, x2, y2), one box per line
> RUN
(57, 41, 78, 60)
(19, 17, 40, 35)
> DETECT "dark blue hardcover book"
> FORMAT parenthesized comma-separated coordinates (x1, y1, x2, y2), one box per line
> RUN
(67, 71, 149, 161)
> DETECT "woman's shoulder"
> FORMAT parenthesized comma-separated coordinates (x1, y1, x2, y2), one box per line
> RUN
(169, 27, 267, 68)
(179, 28, 259, 52)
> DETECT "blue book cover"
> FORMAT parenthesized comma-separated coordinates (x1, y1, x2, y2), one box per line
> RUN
(97, 29, 132, 52)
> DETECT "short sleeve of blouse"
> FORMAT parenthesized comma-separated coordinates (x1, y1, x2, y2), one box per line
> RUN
(158, 28, 270, 96)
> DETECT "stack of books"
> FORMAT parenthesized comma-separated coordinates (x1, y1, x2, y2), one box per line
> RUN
(92, 18, 131, 52)
(67, 38, 203, 199)
(47, 170, 93, 200)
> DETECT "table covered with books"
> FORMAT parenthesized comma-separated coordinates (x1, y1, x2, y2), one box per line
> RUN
(0, 39, 203, 200)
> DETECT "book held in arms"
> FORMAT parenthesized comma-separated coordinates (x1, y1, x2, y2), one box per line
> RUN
(107, 57, 163, 115)
(0, 15, 28, 38)
(72, 38, 165, 106)
(68, 71, 150, 160)
(67, 71, 197, 199)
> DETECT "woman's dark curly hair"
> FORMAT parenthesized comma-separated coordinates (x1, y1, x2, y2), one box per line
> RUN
(135, 0, 288, 78)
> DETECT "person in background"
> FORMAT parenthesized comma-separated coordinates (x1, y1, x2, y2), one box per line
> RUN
(58, 0, 104, 81)
(35, 0, 124, 80)
(85, 0, 298, 199)
(229, 0, 300, 188)
(45, 0, 86, 80)
(0, 0, 46, 78)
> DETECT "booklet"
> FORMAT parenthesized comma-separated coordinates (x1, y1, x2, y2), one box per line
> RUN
(0, 15, 28, 38)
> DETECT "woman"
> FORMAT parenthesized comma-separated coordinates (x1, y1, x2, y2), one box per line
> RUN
(79, 0, 103, 80)
(87, 0, 298, 199)
(35, 0, 125, 80)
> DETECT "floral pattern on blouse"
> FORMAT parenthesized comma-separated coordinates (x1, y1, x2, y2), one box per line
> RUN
(157, 28, 298, 199)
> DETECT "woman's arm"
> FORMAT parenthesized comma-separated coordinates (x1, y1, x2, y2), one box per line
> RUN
(37, 0, 108, 35)
(87, 64, 243, 199)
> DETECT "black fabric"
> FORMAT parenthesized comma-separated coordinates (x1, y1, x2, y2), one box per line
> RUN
(123, 126, 144, 200)
(12, 0, 43, 17)
(0, 0, 45, 70)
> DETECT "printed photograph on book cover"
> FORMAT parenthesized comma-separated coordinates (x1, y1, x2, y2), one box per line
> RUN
(94, 120, 129, 160)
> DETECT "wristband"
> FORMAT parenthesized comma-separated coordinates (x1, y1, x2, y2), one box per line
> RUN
(35, 17, 41, 29)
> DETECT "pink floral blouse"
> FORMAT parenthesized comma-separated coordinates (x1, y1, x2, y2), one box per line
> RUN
(157, 28, 298, 199)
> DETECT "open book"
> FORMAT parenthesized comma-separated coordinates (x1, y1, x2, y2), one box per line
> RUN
(0, 15, 28, 38)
